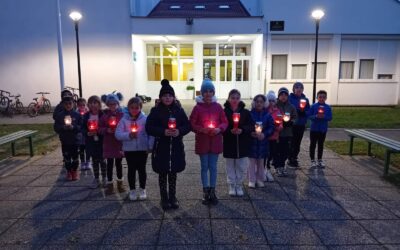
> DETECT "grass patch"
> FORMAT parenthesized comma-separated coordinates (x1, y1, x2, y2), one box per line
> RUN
(0, 124, 59, 160)
(330, 106, 400, 128)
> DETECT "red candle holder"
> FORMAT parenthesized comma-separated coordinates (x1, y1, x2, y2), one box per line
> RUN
(232, 113, 240, 129)
(318, 105, 325, 115)
(87, 120, 98, 133)
(130, 121, 138, 133)
(168, 117, 176, 129)
(108, 116, 117, 129)
(207, 120, 216, 129)
(274, 114, 283, 126)
(300, 99, 306, 110)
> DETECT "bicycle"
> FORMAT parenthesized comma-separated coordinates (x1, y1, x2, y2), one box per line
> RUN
(64, 86, 80, 107)
(27, 92, 52, 117)
(0, 90, 14, 117)
(9, 93, 24, 114)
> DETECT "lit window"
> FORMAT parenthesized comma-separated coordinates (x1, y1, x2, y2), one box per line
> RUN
(195, 5, 205, 9)
(219, 5, 230, 9)
(170, 5, 181, 9)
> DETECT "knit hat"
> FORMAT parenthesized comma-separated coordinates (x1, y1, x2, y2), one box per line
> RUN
(200, 78, 215, 94)
(159, 79, 175, 98)
(292, 82, 304, 92)
(278, 87, 289, 97)
(61, 89, 72, 99)
(101, 91, 123, 105)
(62, 95, 73, 103)
(266, 90, 277, 102)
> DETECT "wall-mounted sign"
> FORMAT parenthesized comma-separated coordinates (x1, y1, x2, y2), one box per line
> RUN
(270, 21, 284, 31)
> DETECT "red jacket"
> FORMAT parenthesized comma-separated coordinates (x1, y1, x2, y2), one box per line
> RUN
(268, 106, 283, 141)
(99, 109, 124, 158)
(190, 96, 228, 155)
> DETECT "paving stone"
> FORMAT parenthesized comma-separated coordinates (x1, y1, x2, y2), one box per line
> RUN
(321, 186, 372, 201)
(330, 165, 377, 176)
(0, 219, 17, 234)
(101, 246, 155, 250)
(0, 187, 21, 199)
(102, 219, 161, 245)
(0, 219, 63, 246)
(379, 200, 400, 218)
(358, 220, 400, 244)
(384, 245, 400, 250)
(42, 244, 100, 250)
(309, 220, 377, 245)
(117, 200, 164, 219)
(282, 184, 331, 201)
(252, 200, 303, 220)
(47, 220, 113, 245)
(69, 201, 122, 220)
(159, 219, 211, 245)
(210, 200, 256, 219)
(359, 187, 400, 201)
(295, 201, 351, 219)
(302, 167, 338, 176)
(308, 175, 353, 187)
(215, 245, 270, 250)
(163, 199, 209, 219)
(274, 172, 314, 187)
(337, 200, 398, 219)
(45, 187, 92, 201)
(212, 219, 266, 244)
(26, 174, 64, 187)
(85, 188, 127, 201)
(0, 200, 38, 219)
(25, 201, 81, 219)
(12, 165, 52, 176)
(157, 245, 213, 250)
(328, 245, 385, 250)
(247, 184, 289, 201)
(0, 175, 40, 187)
(271, 246, 327, 250)
(6, 186, 53, 201)
(342, 175, 394, 188)
(260, 220, 321, 245)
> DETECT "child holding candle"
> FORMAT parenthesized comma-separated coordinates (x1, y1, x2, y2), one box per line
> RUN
(115, 97, 154, 201)
(99, 92, 126, 195)
(76, 98, 91, 171)
(266, 91, 284, 181)
(308, 90, 332, 168)
(83, 95, 107, 189)
(223, 89, 253, 193)
(190, 78, 228, 204)
(249, 94, 274, 188)
(53, 89, 73, 120)
(288, 82, 310, 168)
(53, 96, 81, 181)
(146, 79, 191, 210)
(276, 87, 297, 177)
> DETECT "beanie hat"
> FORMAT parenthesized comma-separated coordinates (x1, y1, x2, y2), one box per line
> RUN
(101, 91, 123, 105)
(278, 87, 289, 97)
(61, 89, 72, 99)
(266, 90, 277, 102)
(159, 79, 175, 98)
(200, 78, 215, 94)
(292, 81, 304, 92)
(62, 96, 73, 103)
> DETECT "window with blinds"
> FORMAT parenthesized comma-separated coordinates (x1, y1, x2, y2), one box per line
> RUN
(291, 64, 307, 79)
(311, 62, 327, 79)
(359, 59, 374, 79)
(339, 61, 354, 79)
(271, 55, 287, 79)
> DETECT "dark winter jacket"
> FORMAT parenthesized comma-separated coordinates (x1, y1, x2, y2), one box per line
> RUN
(52, 102, 64, 120)
(53, 109, 81, 145)
(249, 108, 275, 159)
(146, 101, 191, 174)
(289, 93, 310, 126)
(223, 101, 254, 159)
(276, 100, 297, 137)
(308, 102, 332, 133)
(82, 111, 105, 159)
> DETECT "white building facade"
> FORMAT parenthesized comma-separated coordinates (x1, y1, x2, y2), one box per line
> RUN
(0, 0, 400, 105)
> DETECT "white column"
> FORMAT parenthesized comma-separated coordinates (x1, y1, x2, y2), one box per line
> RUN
(56, 0, 65, 90)
(397, 41, 400, 105)
(329, 34, 341, 105)
(265, 33, 272, 94)
(193, 41, 203, 96)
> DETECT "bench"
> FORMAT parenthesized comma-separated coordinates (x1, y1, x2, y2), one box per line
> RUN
(0, 130, 38, 157)
(345, 129, 400, 175)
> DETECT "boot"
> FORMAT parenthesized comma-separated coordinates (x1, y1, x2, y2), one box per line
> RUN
(160, 193, 171, 210)
(66, 170, 73, 181)
(169, 195, 179, 209)
(105, 182, 115, 195)
(71, 170, 79, 181)
(117, 180, 127, 193)
(209, 187, 218, 205)
(202, 187, 210, 205)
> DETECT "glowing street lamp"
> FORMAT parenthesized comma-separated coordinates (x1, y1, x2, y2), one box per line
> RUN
(69, 11, 83, 97)
(311, 9, 325, 104)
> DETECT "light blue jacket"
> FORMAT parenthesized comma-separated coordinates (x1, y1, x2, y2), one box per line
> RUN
(115, 112, 154, 152)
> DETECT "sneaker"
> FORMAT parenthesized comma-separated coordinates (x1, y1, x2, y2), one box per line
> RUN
(228, 184, 236, 196)
(276, 168, 285, 177)
(85, 162, 92, 170)
(66, 170, 73, 181)
(318, 160, 326, 168)
(248, 182, 256, 188)
(101, 177, 108, 188)
(256, 181, 265, 188)
(236, 185, 244, 196)
(90, 178, 100, 189)
(129, 190, 138, 201)
(311, 160, 318, 168)
(287, 160, 299, 169)
(138, 188, 147, 200)
(71, 170, 79, 181)
(80, 162, 86, 171)
(282, 168, 288, 176)
(265, 170, 274, 182)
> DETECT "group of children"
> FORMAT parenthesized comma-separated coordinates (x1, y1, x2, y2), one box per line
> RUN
(53, 79, 332, 210)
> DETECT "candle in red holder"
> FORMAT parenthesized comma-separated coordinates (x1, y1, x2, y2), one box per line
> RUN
(130, 121, 138, 133)
(274, 114, 283, 126)
(283, 112, 291, 122)
(232, 113, 240, 129)
(64, 115, 72, 126)
(168, 117, 176, 129)
(87, 120, 98, 133)
(207, 120, 216, 129)
(108, 116, 117, 129)
(318, 105, 325, 115)
(300, 99, 306, 110)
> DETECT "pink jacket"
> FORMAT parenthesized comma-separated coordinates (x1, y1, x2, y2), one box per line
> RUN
(268, 106, 283, 141)
(99, 109, 124, 158)
(190, 96, 228, 155)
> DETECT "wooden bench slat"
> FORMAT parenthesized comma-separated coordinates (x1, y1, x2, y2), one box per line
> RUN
(358, 130, 400, 148)
(0, 130, 37, 145)
(345, 129, 400, 151)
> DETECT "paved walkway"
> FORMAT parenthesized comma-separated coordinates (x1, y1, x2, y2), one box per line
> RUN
(0, 133, 400, 249)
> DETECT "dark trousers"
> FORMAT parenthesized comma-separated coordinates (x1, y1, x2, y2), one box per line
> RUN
(309, 131, 327, 160)
(92, 158, 106, 179)
(275, 137, 291, 169)
(61, 144, 79, 171)
(289, 125, 306, 162)
(159, 172, 177, 200)
(266, 140, 278, 169)
(125, 151, 148, 190)
(79, 145, 90, 163)
(106, 158, 123, 182)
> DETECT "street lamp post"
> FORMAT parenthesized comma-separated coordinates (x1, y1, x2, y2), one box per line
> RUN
(311, 9, 324, 104)
(69, 11, 83, 97)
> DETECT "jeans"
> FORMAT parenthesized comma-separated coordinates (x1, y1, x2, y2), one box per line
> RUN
(199, 153, 219, 188)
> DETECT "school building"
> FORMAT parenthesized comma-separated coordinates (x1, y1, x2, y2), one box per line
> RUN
(0, 0, 400, 105)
